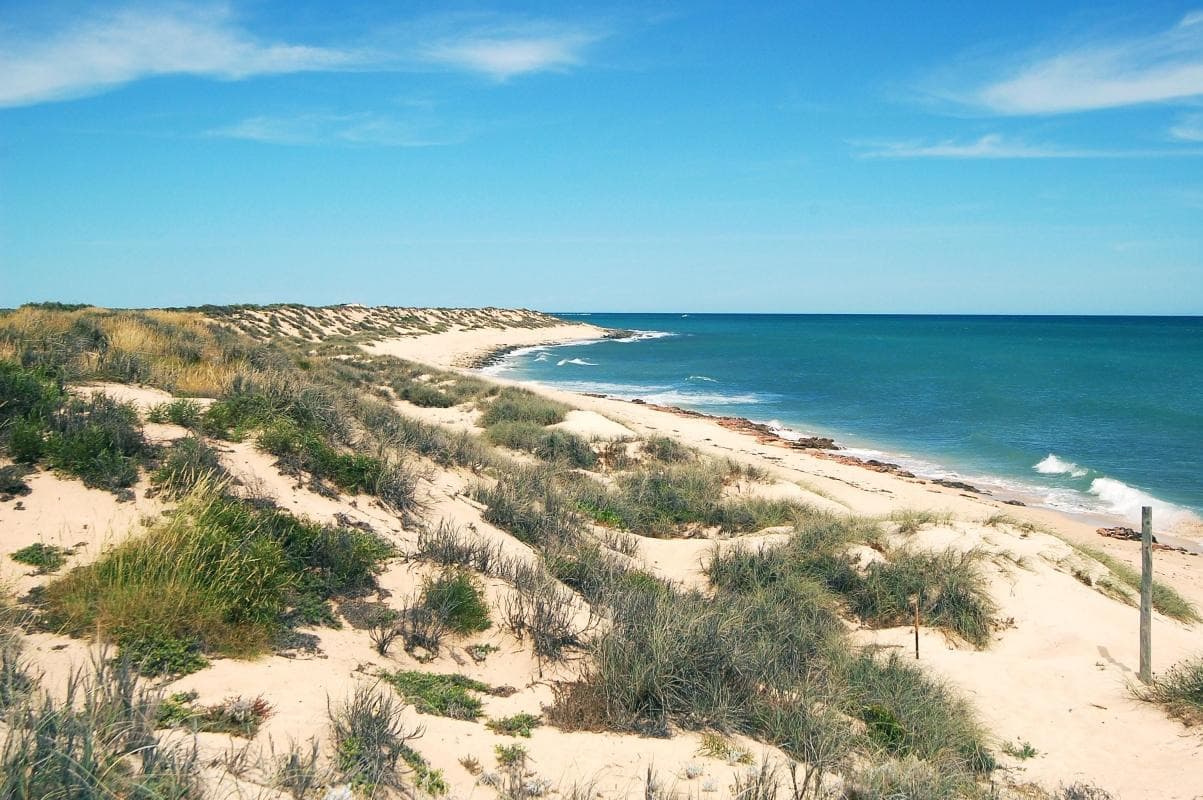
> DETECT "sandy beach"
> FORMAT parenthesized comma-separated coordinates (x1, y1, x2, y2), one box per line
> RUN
(2, 307, 1201, 800)
(365, 318, 1203, 798)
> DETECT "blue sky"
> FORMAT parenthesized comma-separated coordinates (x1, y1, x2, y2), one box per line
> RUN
(2, 1, 1202, 313)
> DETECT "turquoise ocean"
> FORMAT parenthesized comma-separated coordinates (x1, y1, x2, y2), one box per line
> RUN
(483, 314, 1203, 534)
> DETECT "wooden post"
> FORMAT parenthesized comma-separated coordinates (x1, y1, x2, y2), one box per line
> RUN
(913, 592, 920, 660)
(1139, 505, 1153, 684)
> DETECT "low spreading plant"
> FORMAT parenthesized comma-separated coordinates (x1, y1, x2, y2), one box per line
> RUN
(381, 670, 489, 720)
(487, 713, 542, 738)
(10, 542, 71, 574)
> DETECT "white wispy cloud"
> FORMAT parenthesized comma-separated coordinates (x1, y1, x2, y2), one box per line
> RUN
(418, 25, 599, 80)
(208, 113, 460, 147)
(959, 11, 1203, 114)
(1170, 113, 1203, 141)
(854, 133, 1198, 159)
(0, 5, 353, 107)
(0, 6, 606, 108)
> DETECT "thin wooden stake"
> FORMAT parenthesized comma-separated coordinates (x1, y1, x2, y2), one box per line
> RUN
(913, 592, 920, 660)
(1139, 505, 1153, 684)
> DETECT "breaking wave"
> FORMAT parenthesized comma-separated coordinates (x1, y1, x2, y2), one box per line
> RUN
(1033, 454, 1088, 478)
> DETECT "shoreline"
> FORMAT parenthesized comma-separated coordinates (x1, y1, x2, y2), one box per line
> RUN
(471, 325, 1203, 549)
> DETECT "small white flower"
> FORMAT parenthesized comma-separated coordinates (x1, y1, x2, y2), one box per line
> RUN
(323, 785, 355, 800)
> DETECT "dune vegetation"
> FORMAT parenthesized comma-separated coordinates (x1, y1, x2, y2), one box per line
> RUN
(0, 302, 1180, 798)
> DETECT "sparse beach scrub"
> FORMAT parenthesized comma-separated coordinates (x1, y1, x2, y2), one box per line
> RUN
(0, 654, 203, 798)
(480, 387, 570, 427)
(0, 305, 254, 396)
(1134, 654, 1203, 725)
(0, 362, 149, 494)
(486, 420, 597, 468)
(151, 434, 227, 498)
(707, 513, 996, 647)
(42, 482, 392, 674)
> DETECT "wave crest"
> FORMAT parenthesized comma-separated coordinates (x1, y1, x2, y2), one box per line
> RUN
(1034, 454, 1088, 478)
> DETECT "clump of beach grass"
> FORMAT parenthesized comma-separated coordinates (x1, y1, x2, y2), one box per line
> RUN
(486, 421, 597, 468)
(330, 684, 424, 793)
(480, 387, 570, 427)
(43, 480, 393, 675)
(1059, 538, 1199, 623)
(420, 570, 491, 635)
(1132, 654, 1203, 725)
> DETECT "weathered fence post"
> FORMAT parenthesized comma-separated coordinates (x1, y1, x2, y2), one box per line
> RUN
(1139, 505, 1153, 684)
(913, 592, 920, 660)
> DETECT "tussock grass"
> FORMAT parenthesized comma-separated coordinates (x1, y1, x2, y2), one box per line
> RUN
(421, 570, 491, 634)
(480, 387, 570, 427)
(641, 435, 694, 463)
(486, 420, 597, 468)
(330, 684, 423, 793)
(146, 398, 205, 428)
(151, 435, 227, 498)
(1133, 654, 1203, 725)
(44, 481, 393, 674)
(708, 514, 995, 647)
(888, 509, 954, 535)
(0, 653, 202, 799)
(1060, 539, 1199, 623)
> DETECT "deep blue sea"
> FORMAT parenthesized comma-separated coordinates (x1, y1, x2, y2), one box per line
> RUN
(484, 314, 1203, 532)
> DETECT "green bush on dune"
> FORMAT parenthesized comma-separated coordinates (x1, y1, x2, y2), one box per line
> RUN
(480, 387, 569, 426)
(43, 483, 393, 675)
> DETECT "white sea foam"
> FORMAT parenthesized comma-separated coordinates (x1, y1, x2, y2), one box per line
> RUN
(1033, 454, 1088, 478)
(687, 375, 718, 382)
(556, 358, 597, 366)
(642, 390, 765, 406)
(1088, 477, 1194, 525)
(613, 329, 675, 342)
(538, 379, 767, 407)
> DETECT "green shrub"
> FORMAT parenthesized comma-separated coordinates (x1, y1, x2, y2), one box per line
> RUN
(480, 388, 569, 426)
(10, 542, 70, 574)
(44, 485, 392, 668)
(6, 418, 47, 463)
(0, 361, 62, 426)
(119, 633, 209, 677)
(642, 436, 693, 463)
(422, 570, 491, 634)
(258, 417, 418, 512)
(151, 435, 226, 498)
(45, 394, 147, 492)
(486, 421, 596, 468)
(382, 671, 488, 720)
(494, 743, 527, 768)
(146, 398, 204, 428)
(487, 712, 541, 737)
